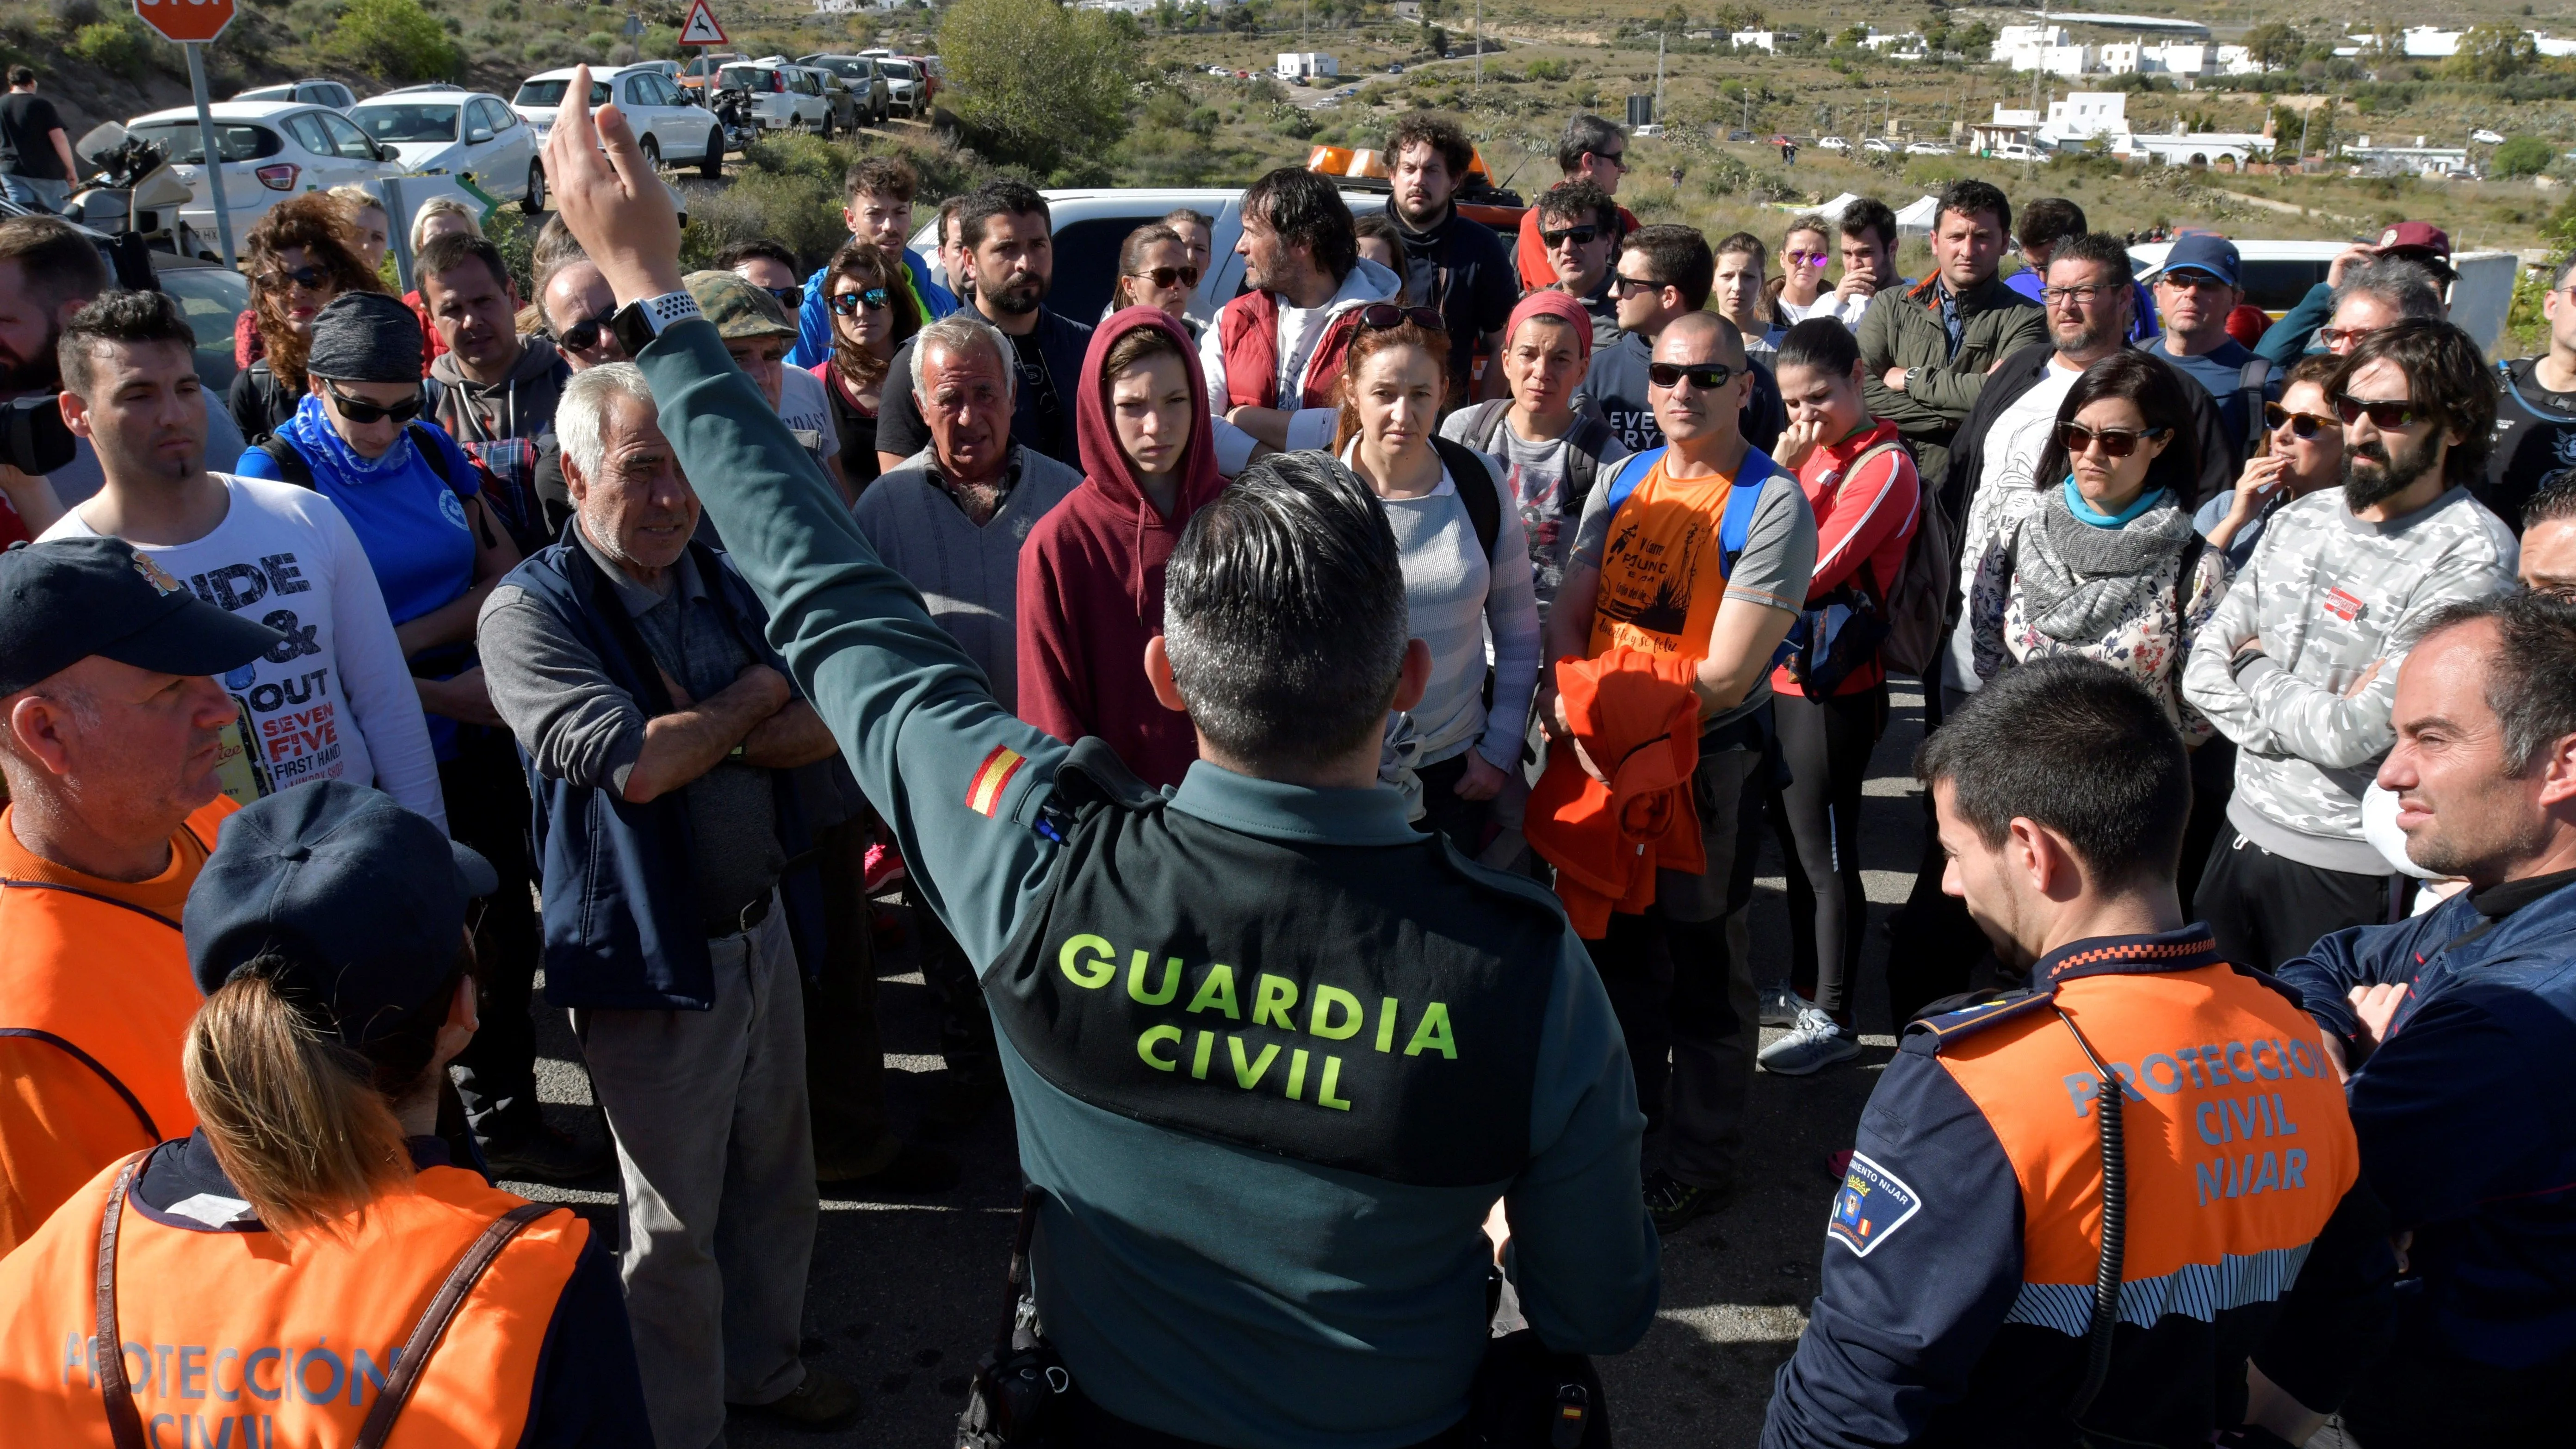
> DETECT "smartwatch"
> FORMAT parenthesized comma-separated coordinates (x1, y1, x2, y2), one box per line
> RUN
(611, 289, 705, 359)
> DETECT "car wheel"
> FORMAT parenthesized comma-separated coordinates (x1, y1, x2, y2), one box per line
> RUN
(640, 135, 662, 171)
(521, 161, 545, 214)
(700, 127, 724, 179)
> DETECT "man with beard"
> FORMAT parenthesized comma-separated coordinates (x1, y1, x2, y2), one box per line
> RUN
(2184, 320, 2519, 970)
(1383, 114, 1517, 411)
(1201, 165, 1398, 470)
(0, 216, 246, 538)
(2271, 588, 2576, 1447)
(873, 180, 1090, 475)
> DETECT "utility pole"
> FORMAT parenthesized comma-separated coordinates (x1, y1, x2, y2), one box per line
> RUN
(1474, 0, 1482, 86)
(1655, 30, 1665, 123)
(2028, 0, 2047, 123)
(2296, 100, 2313, 166)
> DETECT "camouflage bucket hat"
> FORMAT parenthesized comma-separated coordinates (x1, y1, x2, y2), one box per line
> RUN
(683, 269, 798, 341)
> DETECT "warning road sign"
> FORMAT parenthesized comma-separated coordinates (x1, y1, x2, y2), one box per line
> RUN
(677, 0, 726, 45)
(134, 0, 237, 43)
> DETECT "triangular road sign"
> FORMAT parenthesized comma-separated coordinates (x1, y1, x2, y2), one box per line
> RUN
(677, 0, 727, 45)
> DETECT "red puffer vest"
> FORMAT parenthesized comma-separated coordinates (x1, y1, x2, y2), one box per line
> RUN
(1215, 289, 1366, 411)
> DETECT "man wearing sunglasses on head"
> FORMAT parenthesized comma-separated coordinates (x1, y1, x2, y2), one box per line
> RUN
(1201, 165, 1402, 470)
(1543, 311, 1819, 1233)
(2184, 320, 2520, 972)
(1532, 179, 1623, 352)
(1515, 114, 1639, 291)
(2486, 249, 2576, 533)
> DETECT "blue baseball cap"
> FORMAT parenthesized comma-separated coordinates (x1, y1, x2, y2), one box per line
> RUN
(0, 537, 283, 698)
(2152, 234, 2240, 288)
(186, 781, 498, 1047)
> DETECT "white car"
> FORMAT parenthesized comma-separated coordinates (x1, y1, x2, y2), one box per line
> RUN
(124, 100, 402, 257)
(513, 64, 724, 178)
(875, 58, 929, 117)
(1862, 137, 1895, 154)
(717, 59, 837, 136)
(1904, 141, 1954, 156)
(231, 79, 357, 111)
(1816, 135, 1850, 152)
(1990, 142, 2043, 162)
(348, 87, 541, 211)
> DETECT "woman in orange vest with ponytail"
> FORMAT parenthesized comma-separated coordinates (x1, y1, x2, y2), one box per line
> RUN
(0, 780, 652, 1449)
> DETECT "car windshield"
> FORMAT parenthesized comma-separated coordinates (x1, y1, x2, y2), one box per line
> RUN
(718, 66, 769, 90)
(878, 60, 916, 79)
(515, 79, 610, 108)
(813, 59, 867, 78)
(128, 121, 281, 165)
(352, 105, 459, 142)
(154, 266, 252, 390)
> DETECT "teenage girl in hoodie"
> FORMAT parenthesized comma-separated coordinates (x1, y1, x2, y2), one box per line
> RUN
(1015, 307, 1226, 788)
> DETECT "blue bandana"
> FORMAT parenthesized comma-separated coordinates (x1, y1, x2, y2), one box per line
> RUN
(2062, 474, 2167, 529)
(279, 389, 421, 484)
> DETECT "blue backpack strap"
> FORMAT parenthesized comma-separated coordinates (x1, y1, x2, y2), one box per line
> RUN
(1715, 447, 1777, 578)
(1601, 446, 1664, 521)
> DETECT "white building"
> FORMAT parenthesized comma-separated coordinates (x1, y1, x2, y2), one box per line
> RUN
(2005, 42, 2095, 76)
(2038, 91, 2130, 146)
(2117, 122, 2274, 167)
(2343, 136, 2472, 176)
(1730, 30, 1777, 53)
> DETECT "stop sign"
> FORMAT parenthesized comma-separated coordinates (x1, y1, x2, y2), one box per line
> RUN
(133, 0, 236, 43)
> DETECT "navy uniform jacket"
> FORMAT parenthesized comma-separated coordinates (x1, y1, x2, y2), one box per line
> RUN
(629, 315, 1660, 1449)
(2273, 869, 2576, 1369)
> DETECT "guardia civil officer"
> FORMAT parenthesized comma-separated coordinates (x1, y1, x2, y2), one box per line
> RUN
(539, 77, 1659, 1448)
(1761, 658, 2394, 1449)
(0, 781, 652, 1448)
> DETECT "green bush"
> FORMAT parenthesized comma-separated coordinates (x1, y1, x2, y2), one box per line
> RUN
(940, 0, 1139, 173)
(68, 19, 149, 79)
(682, 167, 847, 271)
(1524, 57, 1570, 81)
(322, 0, 461, 82)
(2493, 135, 2557, 179)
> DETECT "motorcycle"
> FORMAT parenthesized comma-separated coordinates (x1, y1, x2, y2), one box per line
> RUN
(706, 87, 760, 155)
(63, 122, 206, 260)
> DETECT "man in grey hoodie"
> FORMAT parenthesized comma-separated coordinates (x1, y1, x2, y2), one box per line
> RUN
(2184, 319, 2519, 968)
(420, 231, 570, 551)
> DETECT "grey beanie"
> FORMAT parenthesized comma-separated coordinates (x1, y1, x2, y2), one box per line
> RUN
(305, 292, 425, 384)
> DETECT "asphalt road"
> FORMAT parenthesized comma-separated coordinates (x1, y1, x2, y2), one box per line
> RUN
(506, 684, 1936, 1447)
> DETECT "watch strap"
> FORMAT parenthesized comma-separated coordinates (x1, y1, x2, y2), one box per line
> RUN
(612, 290, 703, 357)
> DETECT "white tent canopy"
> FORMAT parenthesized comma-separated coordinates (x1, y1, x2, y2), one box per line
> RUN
(1893, 194, 1941, 235)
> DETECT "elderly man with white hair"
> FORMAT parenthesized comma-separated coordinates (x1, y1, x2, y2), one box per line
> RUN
(475, 361, 858, 1443)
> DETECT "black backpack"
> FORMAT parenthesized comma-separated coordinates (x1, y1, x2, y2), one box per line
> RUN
(1430, 433, 1512, 563)
(1450, 398, 1619, 512)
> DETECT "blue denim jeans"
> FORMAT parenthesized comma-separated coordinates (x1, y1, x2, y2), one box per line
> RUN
(0, 173, 70, 213)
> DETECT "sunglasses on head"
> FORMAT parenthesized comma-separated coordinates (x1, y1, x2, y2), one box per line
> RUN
(2263, 402, 2336, 440)
(830, 287, 892, 316)
(1539, 224, 1598, 249)
(259, 264, 331, 292)
(323, 379, 424, 426)
(765, 283, 804, 311)
(1356, 303, 1446, 332)
(2335, 394, 2424, 429)
(557, 305, 618, 353)
(1127, 264, 1202, 291)
(2056, 421, 2169, 458)
(1647, 361, 1740, 390)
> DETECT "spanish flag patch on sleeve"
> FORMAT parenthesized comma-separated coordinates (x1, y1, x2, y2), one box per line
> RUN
(966, 745, 1028, 817)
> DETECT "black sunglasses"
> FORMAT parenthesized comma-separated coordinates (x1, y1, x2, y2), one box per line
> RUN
(1647, 361, 1740, 390)
(1126, 265, 1201, 290)
(2056, 421, 2170, 458)
(2335, 394, 2425, 430)
(1596, 149, 1629, 171)
(1609, 273, 1663, 298)
(1356, 303, 1446, 332)
(258, 264, 331, 292)
(557, 305, 618, 353)
(323, 379, 424, 426)
(765, 283, 805, 311)
(2263, 402, 2336, 440)
(1539, 224, 1599, 249)
(830, 287, 891, 316)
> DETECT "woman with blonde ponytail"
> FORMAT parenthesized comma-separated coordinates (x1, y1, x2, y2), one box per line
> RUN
(0, 781, 651, 1448)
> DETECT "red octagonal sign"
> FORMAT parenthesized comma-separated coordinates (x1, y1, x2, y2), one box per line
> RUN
(134, 0, 237, 43)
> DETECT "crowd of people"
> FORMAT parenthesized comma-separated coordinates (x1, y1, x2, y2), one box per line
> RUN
(1, 79, 2573, 1449)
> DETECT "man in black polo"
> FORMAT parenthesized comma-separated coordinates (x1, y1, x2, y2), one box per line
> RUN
(1385, 113, 1519, 411)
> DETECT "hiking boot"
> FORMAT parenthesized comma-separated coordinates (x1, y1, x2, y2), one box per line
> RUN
(1758, 984, 1808, 1028)
(1759, 1008, 1862, 1076)
(480, 1122, 611, 1184)
(819, 1140, 960, 1195)
(1643, 1170, 1732, 1234)
(733, 1365, 861, 1430)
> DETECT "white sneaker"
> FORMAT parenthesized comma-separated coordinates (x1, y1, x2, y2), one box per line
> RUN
(1758, 984, 1807, 1028)
(1760, 1008, 1861, 1076)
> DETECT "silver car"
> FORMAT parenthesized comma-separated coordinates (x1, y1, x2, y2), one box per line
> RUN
(798, 54, 892, 127)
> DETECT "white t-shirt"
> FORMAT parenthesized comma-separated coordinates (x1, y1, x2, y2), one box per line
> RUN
(776, 366, 842, 463)
(1944, 359, 2084, 691)
(42, 475, 447, 830)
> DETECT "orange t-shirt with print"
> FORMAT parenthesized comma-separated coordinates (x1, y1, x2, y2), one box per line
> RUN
(1585, 457, 1749, 665)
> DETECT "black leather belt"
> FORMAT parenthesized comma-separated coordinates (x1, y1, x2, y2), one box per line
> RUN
(706, 893, 773, 939)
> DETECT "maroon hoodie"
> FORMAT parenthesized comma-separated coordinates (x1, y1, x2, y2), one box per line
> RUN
(1014, 307, 1226, 787)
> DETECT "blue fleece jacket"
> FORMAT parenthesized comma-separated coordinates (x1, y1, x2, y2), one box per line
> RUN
(786, 245, 957, 370)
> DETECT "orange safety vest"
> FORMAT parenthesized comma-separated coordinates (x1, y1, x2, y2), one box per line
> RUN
(0, 798, 235, 1254)
(0, 1151, 588, 1448)
(1930, 956, 2359, 1331)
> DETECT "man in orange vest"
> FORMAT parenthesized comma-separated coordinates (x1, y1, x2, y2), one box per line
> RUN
(1761, 657, 2392, 1448)
(0, 534, 281, 1253)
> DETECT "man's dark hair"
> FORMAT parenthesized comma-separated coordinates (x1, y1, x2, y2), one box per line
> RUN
(1915, 656, 2191, 885)
(1625, 224, 1714, 310)
(1163, 452, 1407, 774)
(715, 239, 801, 275)
(58, 290, 198, 399)
(2048, 231, 2134, 288)
(1838, 198, 1898, 251)
(958, 179, 1051, 252)
(1775, 317, 1861, 379)
(7, 65, 34, 88)
(1934, 179, 2012, 236)
(1390, 113, 1475, 181)
(0, 215, 111, 311)
(1241, 166, 1357, 284)
(2016, 197, 2088, 253)
(2411, 590, 2576, 774)
(415, 232, 512, 296)
(843, 155, 918, 205)
(2336, 318, 2498, 489)
(2528, 468, 2576, 531)
(1536, 179, 1616, 234)
(1556, 113, 1625, 174)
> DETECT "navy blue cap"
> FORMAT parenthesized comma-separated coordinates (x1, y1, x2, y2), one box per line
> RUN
(2152, 233, 2240, 288)
(0, 536, 284, 697)
(186, 781, 499, 1047)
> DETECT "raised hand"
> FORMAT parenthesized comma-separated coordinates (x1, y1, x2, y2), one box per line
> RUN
(541, 65, 685, 308)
